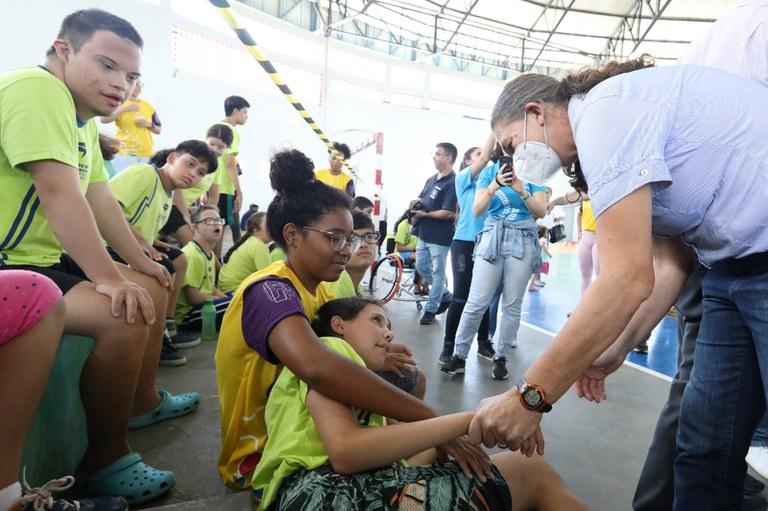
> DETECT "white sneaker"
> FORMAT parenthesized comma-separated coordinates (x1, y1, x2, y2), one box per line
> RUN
(746, 446, 768, 480)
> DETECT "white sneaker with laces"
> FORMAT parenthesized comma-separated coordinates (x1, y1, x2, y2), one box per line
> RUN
(746, 446, 768, 480)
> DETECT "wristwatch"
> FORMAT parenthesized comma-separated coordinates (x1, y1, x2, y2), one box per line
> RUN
(516, 378, 552, 413)
(520, 191, 532, 201)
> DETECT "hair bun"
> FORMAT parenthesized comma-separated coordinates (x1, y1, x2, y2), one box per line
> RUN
(270, 149, 315, 194)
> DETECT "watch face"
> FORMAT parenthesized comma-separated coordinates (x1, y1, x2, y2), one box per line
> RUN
(523, 388, 543, 407)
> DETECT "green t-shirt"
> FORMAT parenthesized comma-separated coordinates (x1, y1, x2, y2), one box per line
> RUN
(176, 240, 216, 323)
(216, 122, 239, 196)
(219, 236, 271, 293)
(0, 67, 108, 266)
(109, 163, 171, 244)
(394, 219, 418, 252)
(252, 336, 387, 509)
(328, 270, 362, 298)
(268, 243, 286, 263)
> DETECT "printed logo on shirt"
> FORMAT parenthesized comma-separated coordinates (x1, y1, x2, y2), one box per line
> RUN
(262, 280, 296, 303)
(77, 141, 89, 182)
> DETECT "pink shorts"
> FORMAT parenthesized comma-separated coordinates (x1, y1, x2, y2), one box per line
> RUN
(0, 270, 62, 345)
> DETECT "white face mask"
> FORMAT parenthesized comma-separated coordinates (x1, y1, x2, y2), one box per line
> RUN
(512, 114, 563, 186)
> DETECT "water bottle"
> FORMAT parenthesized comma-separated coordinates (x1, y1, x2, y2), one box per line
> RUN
(201, 298, 218, 341)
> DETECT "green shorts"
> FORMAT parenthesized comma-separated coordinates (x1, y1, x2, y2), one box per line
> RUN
(272, 461, 511, 510)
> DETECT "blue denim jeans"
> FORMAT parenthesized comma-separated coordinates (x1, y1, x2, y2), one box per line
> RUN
(454, 228, 536, 360)
(674, 254, 768, 510)
(415, 240, 450, 313)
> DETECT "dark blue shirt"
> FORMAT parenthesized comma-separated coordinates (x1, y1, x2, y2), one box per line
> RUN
(413, 171, 457, 247)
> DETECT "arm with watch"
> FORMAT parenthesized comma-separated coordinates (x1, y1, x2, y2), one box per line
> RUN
(468, 185, 658, 456)
(472, 158, 547, 218)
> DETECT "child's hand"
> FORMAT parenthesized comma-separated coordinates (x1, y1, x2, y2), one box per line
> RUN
(389, 342, 413, 357)
(436, 435, 494, 482)
(382, 352, 416, 377)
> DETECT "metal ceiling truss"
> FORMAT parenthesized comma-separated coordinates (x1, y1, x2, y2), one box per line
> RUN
(596, 0, 674, 63)
(250, 0, 720, 78)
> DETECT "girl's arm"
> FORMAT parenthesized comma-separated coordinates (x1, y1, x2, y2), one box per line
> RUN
(184, 285, 214, 306)
(307, 388, 474, 476)
(269, 316, 435, 423)
(470, 133, 497, 177)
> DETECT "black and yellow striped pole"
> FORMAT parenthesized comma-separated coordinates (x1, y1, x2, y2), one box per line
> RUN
(208, 0, 358, 178)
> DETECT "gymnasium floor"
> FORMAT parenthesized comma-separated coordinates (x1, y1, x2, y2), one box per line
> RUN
(138, 245, 682, 510)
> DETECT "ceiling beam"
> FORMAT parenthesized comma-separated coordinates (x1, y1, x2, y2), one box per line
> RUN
(527, 0, 576, 70)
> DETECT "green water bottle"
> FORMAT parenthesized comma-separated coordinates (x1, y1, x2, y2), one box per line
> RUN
(201, 298, 218, 341)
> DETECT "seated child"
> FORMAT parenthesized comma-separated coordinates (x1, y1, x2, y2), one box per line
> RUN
(175, 205, 232, 332)
(252, 297, 587, 511)
(328, 211, 378, 298)
(0, 271, 128, 511)
(160, 124, 232, 246)
(330, 211, 425, 398)
(219, 212, 271, 293)
(109, 140, 218, 359)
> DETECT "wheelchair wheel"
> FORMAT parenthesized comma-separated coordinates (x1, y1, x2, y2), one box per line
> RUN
(369, 254, 403, 303)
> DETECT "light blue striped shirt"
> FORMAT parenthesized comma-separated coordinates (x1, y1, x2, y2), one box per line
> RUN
(568, 65, 768, 266)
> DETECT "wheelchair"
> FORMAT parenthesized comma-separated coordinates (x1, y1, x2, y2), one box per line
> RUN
(368, 238, 424, 310)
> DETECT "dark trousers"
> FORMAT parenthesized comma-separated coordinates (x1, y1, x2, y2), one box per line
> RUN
(633, 266, 704, 510)
(443, 240, 489, 346)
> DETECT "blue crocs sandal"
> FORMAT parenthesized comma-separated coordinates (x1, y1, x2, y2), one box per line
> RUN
(76, 453, 175, 506)
(128, 390, 200, 429)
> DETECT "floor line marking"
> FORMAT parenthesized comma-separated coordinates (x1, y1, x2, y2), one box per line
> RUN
(520, 320, 673, 383)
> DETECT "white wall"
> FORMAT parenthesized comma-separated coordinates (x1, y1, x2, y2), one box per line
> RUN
(2, 0, 574, 227)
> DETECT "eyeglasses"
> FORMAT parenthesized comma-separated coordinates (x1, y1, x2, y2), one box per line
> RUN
(304, 226, 361, 253)
(195, 218, 225, 225)
(356, 232, 379, 245)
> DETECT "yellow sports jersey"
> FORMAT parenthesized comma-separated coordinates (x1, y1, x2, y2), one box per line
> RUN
(215, 261, 335, 490)
(0, 67, 108, 267)
(216, 122, 239, 196)
(581, 200, 596, 233)
(315, 168, 352, 193)
(109, 163, 171, 244)
(115, 98, 157, 157)
(328, 270, 361, 298)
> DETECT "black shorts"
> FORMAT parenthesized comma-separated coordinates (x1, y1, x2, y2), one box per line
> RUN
(106, 245, 182, 275)
(0, 254, 88, 295)
(160, 205, 188, 236)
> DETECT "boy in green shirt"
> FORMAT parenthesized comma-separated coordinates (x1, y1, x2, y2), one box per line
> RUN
(109, 140, 218, 363)
(176, 206, 232, 331)
(216, 95, 249, 257)
(0, 9, 192, 505)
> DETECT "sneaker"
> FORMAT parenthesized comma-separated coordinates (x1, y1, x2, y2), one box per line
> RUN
(436, 293, 453, 315)
(747, 446, 768, 480)
(15, 475, 128, 510)
(633, 341, 649, 354)
(745, 473, 766, 496)
(440, 356, 466, 375)
(477, 340, 495, 361)
(160, 334, 187, 367)
(171, 329, 201, 349)
(742, 495, 768, 511)
(420, 311, 436, 325)
(492, 357, 509, 380)
(438, 343, 454, 365)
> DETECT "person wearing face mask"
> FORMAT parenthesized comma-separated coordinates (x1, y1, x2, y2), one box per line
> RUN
(467, 55, 768, 511)
(441, 128, 547, 381)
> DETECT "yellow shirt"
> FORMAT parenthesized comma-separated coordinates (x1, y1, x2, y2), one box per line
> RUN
(215, 261, 336, 491)
(581, 200, 596, 233)
(114, 99, 157, 157)
(315, 168, 352, 193)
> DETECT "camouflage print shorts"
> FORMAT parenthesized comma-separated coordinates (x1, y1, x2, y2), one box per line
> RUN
(272, 461, 511, 510)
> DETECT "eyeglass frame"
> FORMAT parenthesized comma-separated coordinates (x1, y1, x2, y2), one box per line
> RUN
(355, 231, 380, 245)
(194, 218, 226, 225)
(303, 226, 362, 253)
